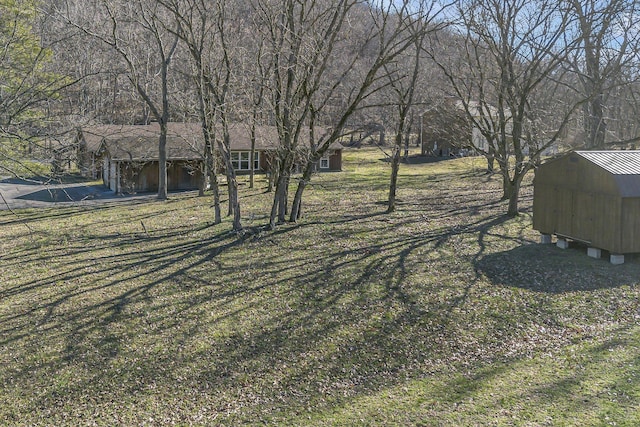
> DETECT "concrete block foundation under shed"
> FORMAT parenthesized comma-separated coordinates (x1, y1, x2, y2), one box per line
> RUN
(540, 232, 627, 265)
(610, 254, 625, 265)
(540, 234, 552, 244)
(587, 247, 602, 259)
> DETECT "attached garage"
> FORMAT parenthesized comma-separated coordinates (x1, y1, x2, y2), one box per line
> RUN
(95, 132, 203, 194)
(533, 151, 640, 263)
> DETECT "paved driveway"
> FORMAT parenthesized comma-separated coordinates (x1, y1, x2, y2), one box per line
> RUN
(0, 177, 155, 210)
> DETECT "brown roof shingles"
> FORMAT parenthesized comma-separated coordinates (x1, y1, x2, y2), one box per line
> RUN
(81, 123, 342, 161)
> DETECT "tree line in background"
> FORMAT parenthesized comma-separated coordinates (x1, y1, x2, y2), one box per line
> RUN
(1, 0, 640, 226)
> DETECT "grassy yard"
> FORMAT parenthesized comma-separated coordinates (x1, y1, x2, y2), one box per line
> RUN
(1, 148, 639, 426)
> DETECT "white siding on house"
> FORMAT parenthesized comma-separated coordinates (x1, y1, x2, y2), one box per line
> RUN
(109, 161, 117, 192)
(102, 158, 109, 188)
(472, 127, 488, 151)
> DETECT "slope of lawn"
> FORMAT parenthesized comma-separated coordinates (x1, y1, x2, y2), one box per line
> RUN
(1, 148, 639, 426)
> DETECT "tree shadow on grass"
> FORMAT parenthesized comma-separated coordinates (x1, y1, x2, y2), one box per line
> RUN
(2, 179, 603, 424)
(476, 243, 640, 293)
(0, 190, 204, 230)
(0, 207, 524, 421)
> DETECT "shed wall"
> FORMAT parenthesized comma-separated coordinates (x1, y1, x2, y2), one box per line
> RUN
(621, 198, 640, 253)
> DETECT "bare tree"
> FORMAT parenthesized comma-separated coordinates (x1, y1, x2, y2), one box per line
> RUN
(160, 0, 229, 225)
(384, 1, 446, 213)
(164, 0, 243, 231)
(239, 35, 269, 190)
(293, 2, 452, 222)
(608, 66, 640, 146)
(250, 0, 446, 226)
(46, 4, 142, 126)
(248, 0, 353, 227)
(432, 0, 581, 216)
(566, 0, 640, 149)
(61, 0, 179, 200)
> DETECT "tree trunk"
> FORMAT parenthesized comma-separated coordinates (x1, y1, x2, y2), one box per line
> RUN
(268, 189, 279, 229)
(290, 160, 315, 222)
(387, 146, 401, 213)
(230, 177, 242, 232)
(503, 171, 526, 217)
(221, 127, 236, 219)
(157, 122, 168, 200)
(486, 153, 495, 174)
(211, 178, 222, 225)
(267, 168, 275, 192)
(403, 138, 410, 161)
(197, 109, 222, 224)
(269, 151, 294, 227)
(278, 175, 289, 223)
(289, 179, 306, 222)
(266, 154, 278, 193)
(249, 124, 256, 189)
(217, 137, 242, 232)
(269, 173, 288, 229)
(506, 179, 521, 217)
(499, 161, 513, 200)
(208, 185, 221, 226)
(228, 178, 242, 231)
(224, 169, 242, 231)
(227, 182, 234, 216)
(198, 164, 206, 197)
(403, 115, 413, 161)
(589, 95, 607, 149)
(207, 150, 222, 225)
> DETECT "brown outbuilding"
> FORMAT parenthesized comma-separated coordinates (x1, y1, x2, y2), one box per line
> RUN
(533, 150, 640, 263)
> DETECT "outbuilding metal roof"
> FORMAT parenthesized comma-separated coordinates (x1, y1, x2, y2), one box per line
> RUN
(577, 151, 640, 175)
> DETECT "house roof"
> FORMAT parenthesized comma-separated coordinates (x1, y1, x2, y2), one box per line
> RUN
(576, 151, 640, 175)
(80, 123, 343, 161)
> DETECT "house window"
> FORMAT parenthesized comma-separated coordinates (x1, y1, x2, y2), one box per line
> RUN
(231, 151, 259, 171)
(320, 156, 330, 169)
